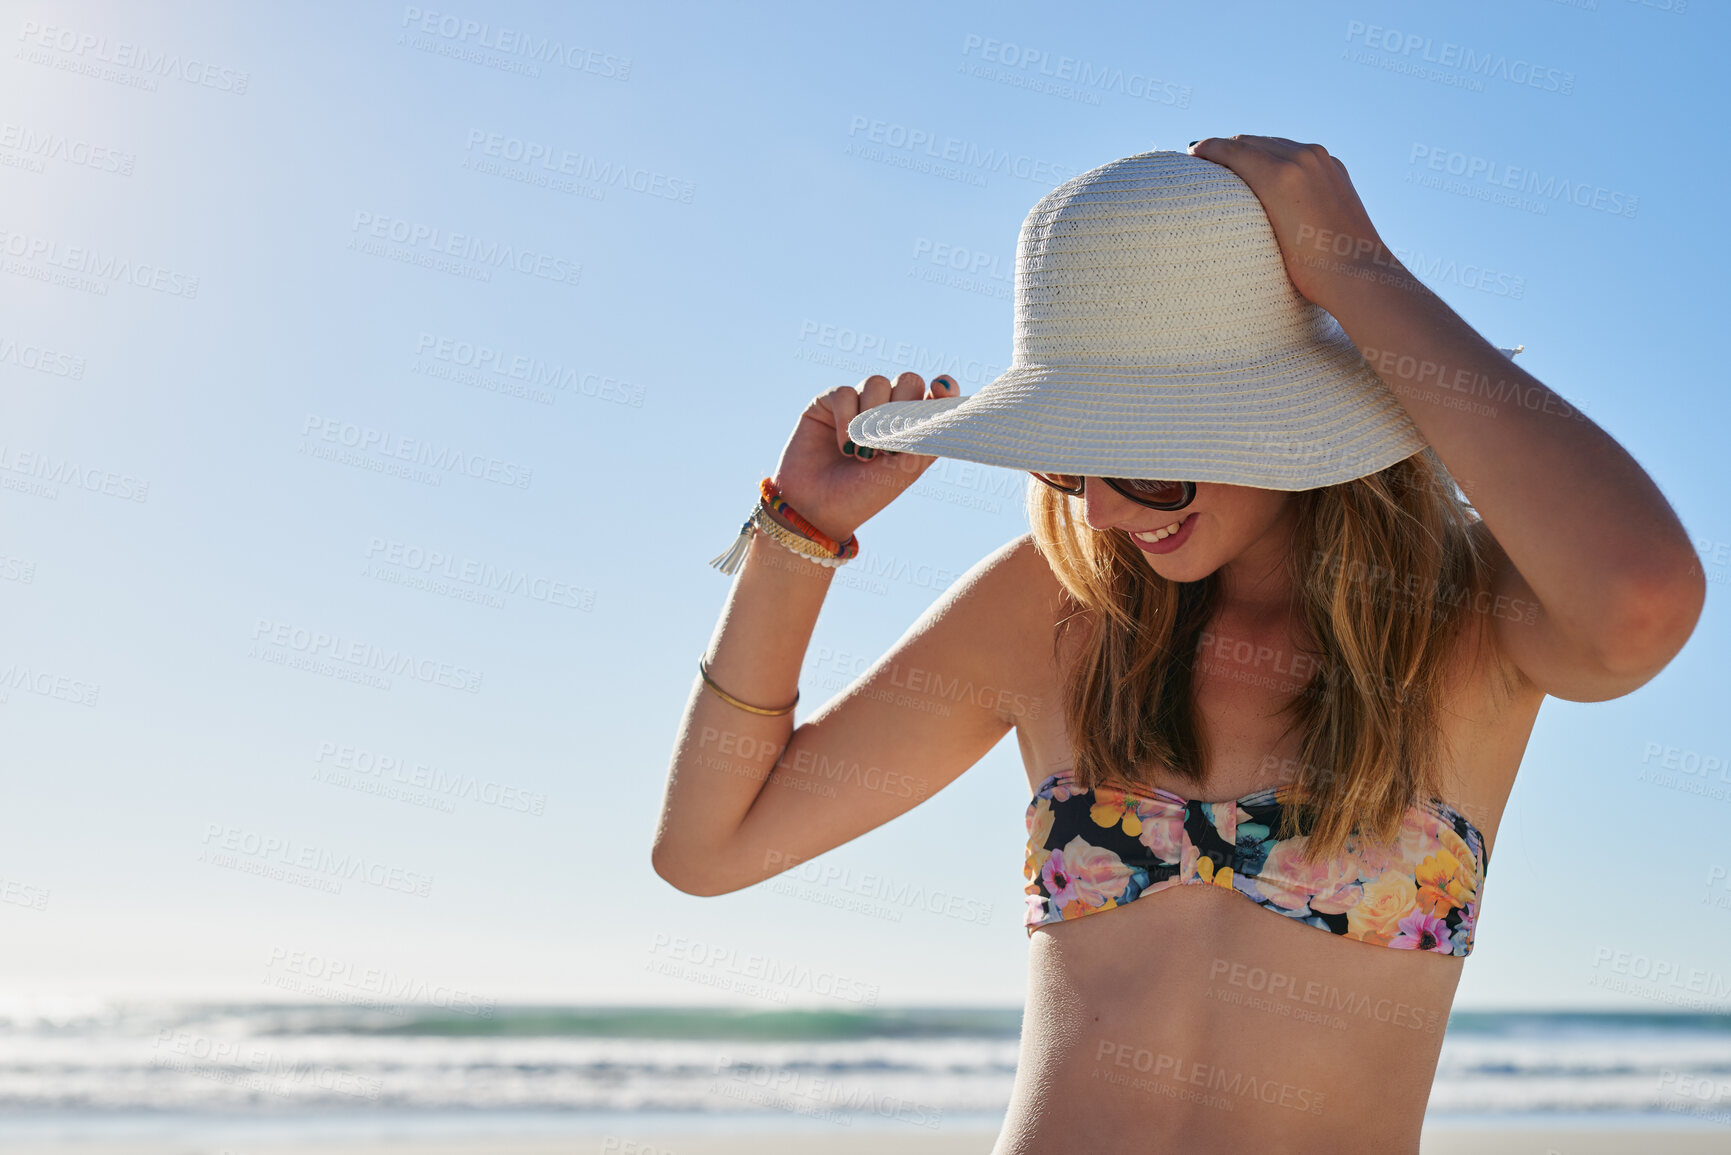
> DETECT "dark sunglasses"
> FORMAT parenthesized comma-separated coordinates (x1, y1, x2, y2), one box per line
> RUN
(1030, 473, 1197, 512)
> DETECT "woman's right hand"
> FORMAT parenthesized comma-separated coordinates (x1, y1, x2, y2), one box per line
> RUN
(768, 372, 958, 542)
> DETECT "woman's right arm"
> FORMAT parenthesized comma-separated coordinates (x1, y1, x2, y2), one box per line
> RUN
(651, 370, 1053, 895)
(650, 500, 842, 894)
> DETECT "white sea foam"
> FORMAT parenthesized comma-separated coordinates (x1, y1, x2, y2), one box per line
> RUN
(0, 1003, 1728, 1122)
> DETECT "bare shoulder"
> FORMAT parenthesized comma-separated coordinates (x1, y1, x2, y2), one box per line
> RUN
(911, 531, 1068, 721)
(973, 531, 1067, 616)
(976, 530, 1070, 649)
(951, 530, 1061, 602)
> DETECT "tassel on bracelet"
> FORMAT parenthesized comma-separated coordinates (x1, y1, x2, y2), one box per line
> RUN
(709, 478, 858, 576)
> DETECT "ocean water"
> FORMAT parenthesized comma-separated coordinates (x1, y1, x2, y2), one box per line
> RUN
(1, 1003, 1729, 1142)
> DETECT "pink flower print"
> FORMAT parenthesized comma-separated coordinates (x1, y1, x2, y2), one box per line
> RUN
(1389, 910, 1454, 953)
(1042, 836, 1128, 917)
(1026, 798, 1055, 847)
(1207, 802, 1239, 844)
(1179, 841, 1201, 881)
(1135, 803, 1189, 865)
(1349, 831, 1397, 881)
(1454, 904, 1477, 938)
(1395, 809, 1454, 868)
(1256, 835, 1365, 915)
(1448, 904, 1478, 952)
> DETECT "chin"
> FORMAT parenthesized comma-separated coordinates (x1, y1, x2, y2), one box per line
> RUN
(1136, 552, 1218, 583)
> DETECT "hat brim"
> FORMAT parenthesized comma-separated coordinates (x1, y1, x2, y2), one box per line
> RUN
(847, 330, 1427, 490)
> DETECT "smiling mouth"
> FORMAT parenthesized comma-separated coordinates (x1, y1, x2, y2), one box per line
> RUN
(1131, 512, 1193, 543)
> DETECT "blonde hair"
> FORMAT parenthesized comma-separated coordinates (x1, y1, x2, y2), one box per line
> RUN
(1027, 448, 1506, 861)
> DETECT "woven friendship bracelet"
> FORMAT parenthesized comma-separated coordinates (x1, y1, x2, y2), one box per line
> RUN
(708, 477, 860, 576)
(751, 507, 853, 568)
(759, 478, 857, 556)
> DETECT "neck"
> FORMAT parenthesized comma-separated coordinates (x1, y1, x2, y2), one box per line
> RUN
(1215, 501, 1300, 621)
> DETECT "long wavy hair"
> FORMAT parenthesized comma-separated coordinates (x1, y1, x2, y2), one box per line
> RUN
(1027, 447, 1507, 863)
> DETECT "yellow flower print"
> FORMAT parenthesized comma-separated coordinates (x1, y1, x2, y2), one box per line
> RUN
(1061, 895, 1118, 919)
(1348, 870, 1419, 946)
(1195, 855, 1234, 889)
(1025, 845, 1051, 885)
(1024, 801, 1056, 884)
(1415, 847, 1474, 916)
(1028, 799, 1055, 848)
(1089, 786, 1143, 837)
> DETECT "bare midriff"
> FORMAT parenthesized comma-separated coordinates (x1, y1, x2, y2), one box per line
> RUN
(995, 885, 1465, 1153)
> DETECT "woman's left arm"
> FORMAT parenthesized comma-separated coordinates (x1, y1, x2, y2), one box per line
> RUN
(1194, 134, 1704, 701)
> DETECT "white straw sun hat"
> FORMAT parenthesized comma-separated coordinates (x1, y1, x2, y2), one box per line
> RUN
(847, 148, 1443, 489)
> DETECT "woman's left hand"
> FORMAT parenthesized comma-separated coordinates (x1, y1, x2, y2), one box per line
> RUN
(1189, 135, 1396, 312)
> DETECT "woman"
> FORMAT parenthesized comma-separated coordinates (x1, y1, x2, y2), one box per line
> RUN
(652, 138, 1703, 1153)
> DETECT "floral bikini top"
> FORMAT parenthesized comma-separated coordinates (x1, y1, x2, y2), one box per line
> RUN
(1024, 770, 1489, 956)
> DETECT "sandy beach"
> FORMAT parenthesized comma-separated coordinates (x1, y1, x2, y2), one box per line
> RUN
(7, 1128, 1731, 1155)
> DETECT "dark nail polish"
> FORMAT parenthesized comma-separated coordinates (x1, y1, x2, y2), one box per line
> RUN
(842, 439, 856, 456)
(858, 447, 876, 460)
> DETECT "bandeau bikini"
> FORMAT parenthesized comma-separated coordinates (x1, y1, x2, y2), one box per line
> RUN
(1024, 770, 1489, 956)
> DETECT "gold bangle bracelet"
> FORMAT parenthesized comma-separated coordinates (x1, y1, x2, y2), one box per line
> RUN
(697, 656, 799, 716)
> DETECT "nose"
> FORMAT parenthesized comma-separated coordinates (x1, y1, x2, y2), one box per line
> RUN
(1080, 477, 1143, 532)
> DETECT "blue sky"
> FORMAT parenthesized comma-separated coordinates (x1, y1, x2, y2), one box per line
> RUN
(1, 0, 1726, 1012)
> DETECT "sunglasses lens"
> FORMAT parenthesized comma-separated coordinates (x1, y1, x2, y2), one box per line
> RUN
(1032, 472, 1084, 492)
(1115, 478, 1189, 505)
(1033, 474, 1193, 508)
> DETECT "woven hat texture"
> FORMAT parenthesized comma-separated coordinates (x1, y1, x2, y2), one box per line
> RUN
(846, 149, 1429, 489)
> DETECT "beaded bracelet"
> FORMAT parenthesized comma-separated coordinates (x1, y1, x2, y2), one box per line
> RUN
(750, 507, 852, 568)
(709, 478, 859, 576)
